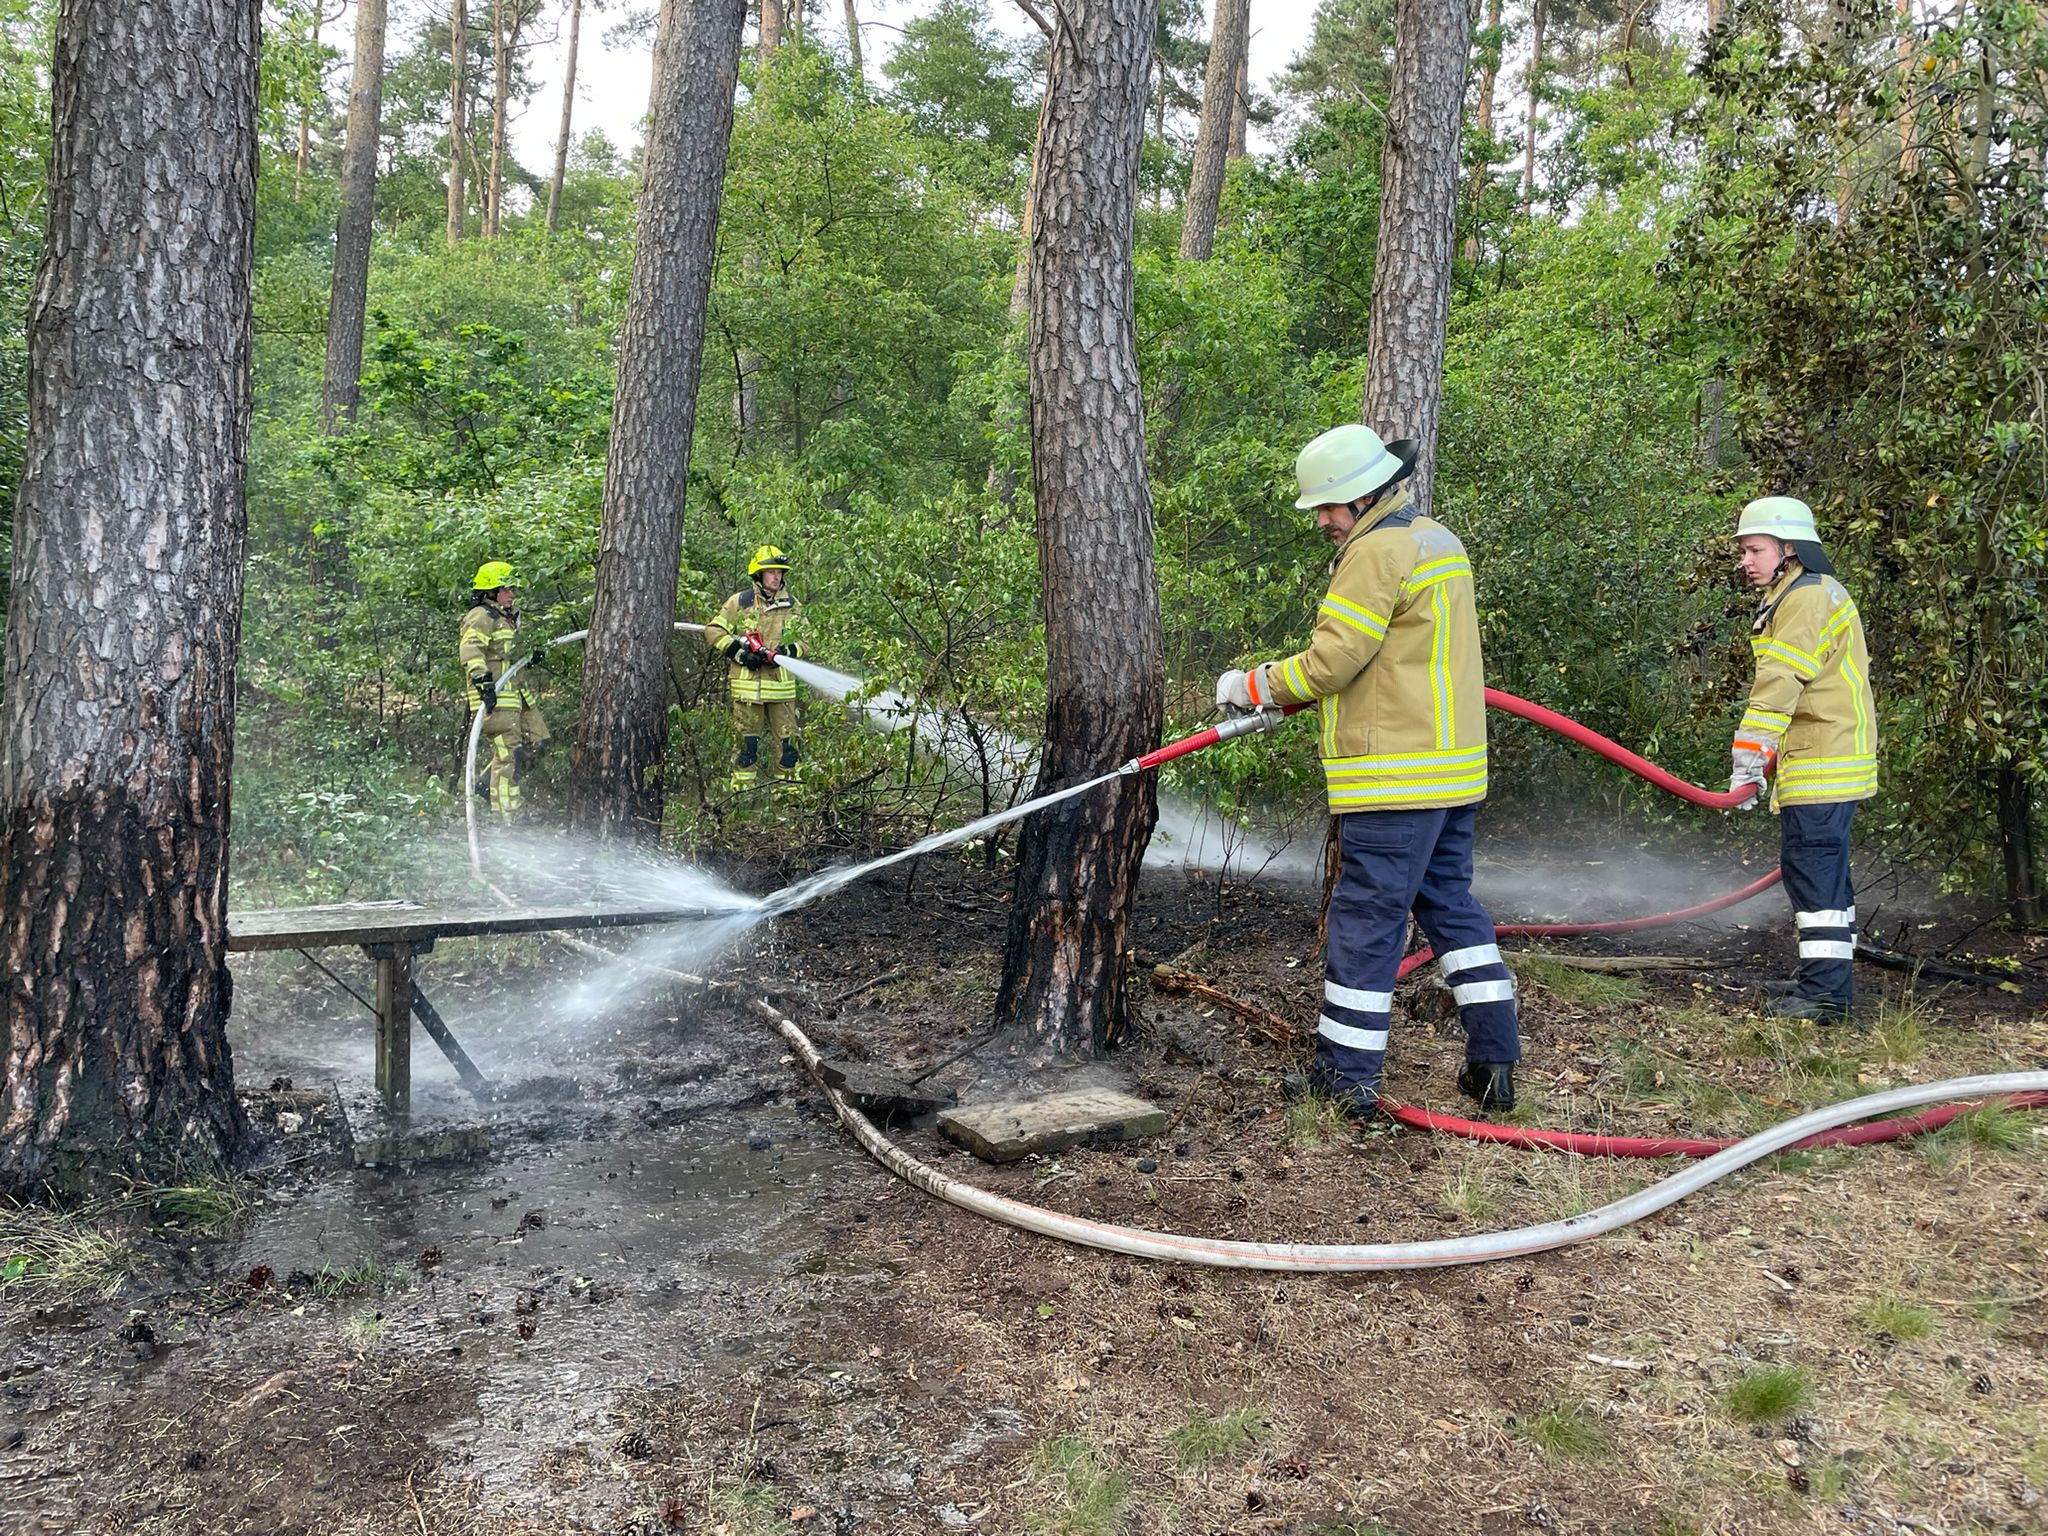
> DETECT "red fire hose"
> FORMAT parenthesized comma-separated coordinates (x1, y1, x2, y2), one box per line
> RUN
(1256, 687, 2039, 1158)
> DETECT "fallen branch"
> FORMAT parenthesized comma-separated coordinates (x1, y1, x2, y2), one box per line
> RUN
(1854, 940, 2018, 989)
(1148, 964, 1296, 1045)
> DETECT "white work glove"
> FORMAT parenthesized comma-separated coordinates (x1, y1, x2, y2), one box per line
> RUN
(1729, 742, 1776, 810)
(1215, 665, 1277, 716)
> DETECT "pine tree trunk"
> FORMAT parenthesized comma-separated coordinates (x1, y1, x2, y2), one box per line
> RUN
(1895, 0, 1918, 175)
(1361, 0, 1473, 517)
(572, 0, 746, 839)
(1227, 48, 1247, 158)
(1, 0, 257, 1200)
(1460, 0, 1501, 262)
(448, 0, 467, 245)
(1520, 0, 1544, 205)
(296, 5, 321, 197)
(758, 0, 783, 57)
(1996, 768, 2041, 928)
(994, 0, 1163, 1060)
(486, 0, 510, 235)
(842, 0, 862, 93)
(322, 0, 388, 430)
(1177, 0, 1247, 260)
(546, 0, 581, 232)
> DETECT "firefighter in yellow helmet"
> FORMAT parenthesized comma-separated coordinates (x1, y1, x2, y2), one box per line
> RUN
(1730, 496, 1878, 1022)
(460, 561, 551, 818)
(703, 545, 805, 790)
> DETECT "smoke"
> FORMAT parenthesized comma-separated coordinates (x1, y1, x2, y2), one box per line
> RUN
(1472, 840, 1773, 926)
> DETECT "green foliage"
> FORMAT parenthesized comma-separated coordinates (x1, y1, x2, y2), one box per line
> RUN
(1509, 954, 1649, 1007)
(1720, 1363, 1813, 1425)
(882, 0, 1040, 205)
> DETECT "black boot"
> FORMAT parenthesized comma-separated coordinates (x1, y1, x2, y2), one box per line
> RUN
(1456, 1061, 1516, 1113)
(1767, 993, 1851, 1024)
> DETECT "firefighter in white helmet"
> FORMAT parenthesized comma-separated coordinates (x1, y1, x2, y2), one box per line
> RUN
(704, 545, 806, 790)
(460, 561, 551, 818)
(1730, 496, 1877, 1021)
(1214, 425, 1520, 1120)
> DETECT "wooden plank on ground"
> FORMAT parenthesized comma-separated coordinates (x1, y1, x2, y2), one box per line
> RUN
(227, 900, 733, 952)
(938, 1088, 1167, 1164)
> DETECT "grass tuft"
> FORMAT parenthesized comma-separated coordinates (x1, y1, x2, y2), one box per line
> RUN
(0, 1207, 132, 1300)
(1032, 1435, 1133, 1536)
(1509, 954, 1646, 1008)
(1852, 1291, 1937, 1343)
(1917, 1103, 2036, 1171)
(135, 1178, 253, 1235)
(1869, 993, 1931, 1067)
(1165, 1405, 1266, 1466)
(1285, 1091, 1353, 1148)
(309, 1257, 413, 1299)
(1720, 1363, 1813, 1425)
(1517, 1400, 1611, 1459)
(1438, 1163, 1501, 1221)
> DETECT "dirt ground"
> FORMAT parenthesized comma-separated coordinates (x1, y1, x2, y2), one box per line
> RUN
(3, 828, 2046, 1536)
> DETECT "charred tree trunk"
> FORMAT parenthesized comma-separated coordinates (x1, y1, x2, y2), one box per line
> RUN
(1460, 0, 1502, 263)
(448, 0, 467, 245)
(545, 0, 581, 232)
(1177, 0, 1247, 260)
(1361, 0, 1472, 516)
(1520, 0, 1544, 205)
(1, 0, 257, 1199)
(321, 0, 388, 430)
(1996, 769, 2041, 928)
(994, 0, 1163, 1060)
(572, 0, 745, 839)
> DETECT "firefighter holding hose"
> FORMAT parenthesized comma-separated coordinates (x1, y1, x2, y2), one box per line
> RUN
(706, 545, 806, 790)
(1731, 496, 1878, 1022)
(460, 561, 550, 818)
(1215, 425, 1521, 1121)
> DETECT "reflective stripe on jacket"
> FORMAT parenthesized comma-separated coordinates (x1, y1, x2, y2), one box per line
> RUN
(458, 603, 538, 713)
(704, 587, 801, 702)
(1737, 563, 1878, 807)
(1254, 487, 1489, 813)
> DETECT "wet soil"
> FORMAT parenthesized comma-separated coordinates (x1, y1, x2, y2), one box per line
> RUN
(4, 825, 2046, 1536)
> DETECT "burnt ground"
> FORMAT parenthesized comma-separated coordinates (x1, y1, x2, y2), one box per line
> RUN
(3, 826, 2047, 1536)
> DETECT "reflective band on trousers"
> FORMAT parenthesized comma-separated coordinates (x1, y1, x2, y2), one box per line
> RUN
(1318, 1015, 1390, 1052)
(1324, 979, 1394, 1013)
(1436, 942, 1501, 974)
(1452, 979, 1517, 1006)
(1795, 908, 1855, 928)
(1800, 939, 1856, 960)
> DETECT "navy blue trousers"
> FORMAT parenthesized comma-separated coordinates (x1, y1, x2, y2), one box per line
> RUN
(1314, 806, 1521, 1107)
(1781, 802, 1857, 1006)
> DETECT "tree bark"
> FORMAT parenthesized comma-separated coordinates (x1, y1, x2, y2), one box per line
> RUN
(1460, 0, 1502, 263)
(994, 0, 1163, 1059)
(1895, 0, 1918, 175)
(842, 0, 862, 94)
(322, 0, 388, 431)
(1361, 0, 1472, 516)
(1227, 47, 1247, 158)
(448, 0, 467, 245)
(296, 4, 323, 197)
(486, 0, 511, 235)
(1177, 0, 1247, 260)
(758, 0, 783, 57)
(2, 0, 257, 1199)
(1996, 768, 2042, 928)
(546, 0, 582, 232)
(572, 0, 746, 839)
(1520, 0, 1544, 206)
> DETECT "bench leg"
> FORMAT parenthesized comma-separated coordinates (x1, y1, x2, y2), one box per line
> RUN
(370, 943, 415, 1116)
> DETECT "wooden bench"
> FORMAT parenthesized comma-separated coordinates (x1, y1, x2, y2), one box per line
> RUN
(228, 900, 727, 1115)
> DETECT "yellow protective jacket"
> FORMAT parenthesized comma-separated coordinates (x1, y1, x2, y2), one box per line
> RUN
(705, 586, 801, 703)
(458, 603, 540, 713)
(1736, 562, 1878, 807)
(1252, 487, 1489, 813)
